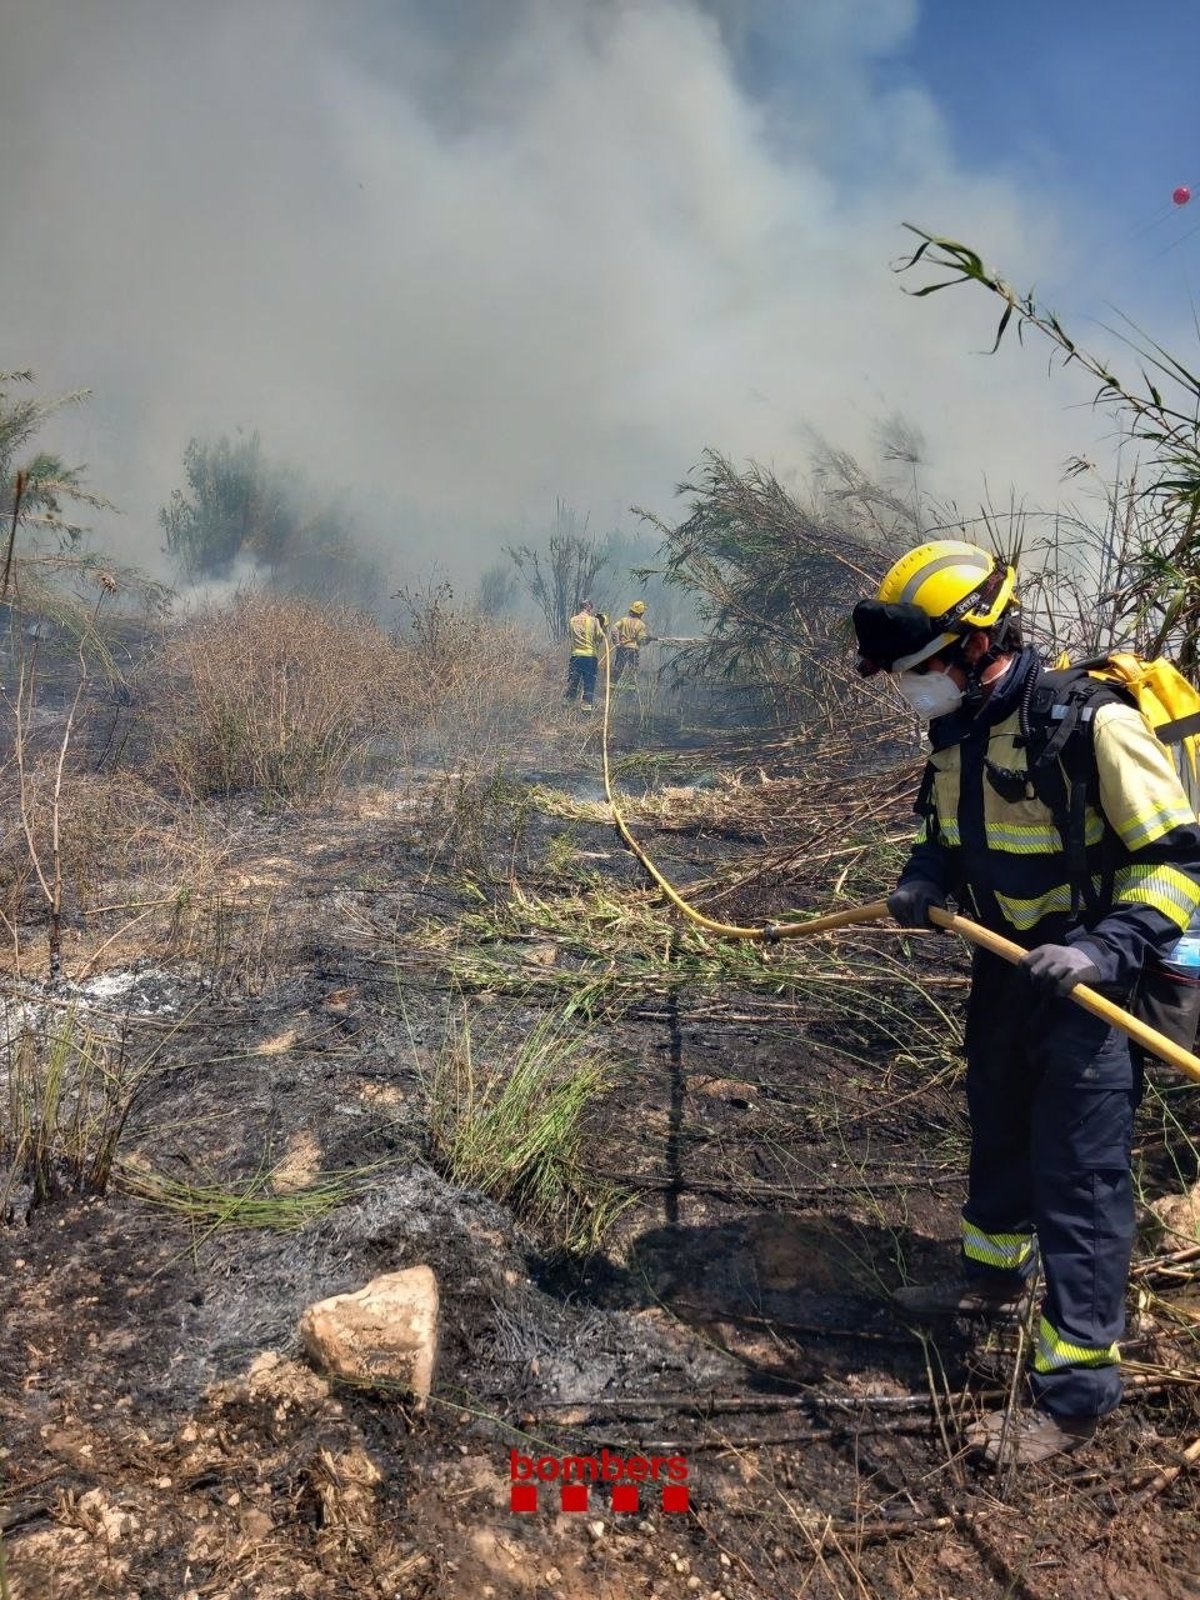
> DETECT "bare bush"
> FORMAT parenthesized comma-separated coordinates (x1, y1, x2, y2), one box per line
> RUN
(151, 594, 405, 802)
(391, 582, 559, 771)
(0, 759, 234, 970)
(638, 449, 911, 734)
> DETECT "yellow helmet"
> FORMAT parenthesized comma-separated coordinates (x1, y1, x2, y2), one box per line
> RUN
(853, 540, 1016, 674)
(629, 600, 647, 615)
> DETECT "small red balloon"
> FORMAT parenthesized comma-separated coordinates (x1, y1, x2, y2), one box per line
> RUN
(1173, 185, 1192, 206)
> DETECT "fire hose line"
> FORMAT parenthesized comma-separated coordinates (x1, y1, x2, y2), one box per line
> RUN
(597, 645, 1200, 1084)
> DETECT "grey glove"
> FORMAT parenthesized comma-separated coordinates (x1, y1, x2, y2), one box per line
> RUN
(1019, 942, 1101, 997)
(886, 879, 946, 930)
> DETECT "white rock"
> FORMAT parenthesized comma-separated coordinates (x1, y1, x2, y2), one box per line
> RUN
(298, 1265, 439, 1405)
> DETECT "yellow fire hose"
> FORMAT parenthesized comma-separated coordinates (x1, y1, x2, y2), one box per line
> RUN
(597, 644, 1200, 1084)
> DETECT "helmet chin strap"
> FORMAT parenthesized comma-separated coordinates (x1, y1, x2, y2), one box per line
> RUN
(944, 625, 1009, 714)
(963, 645, 1003, 713)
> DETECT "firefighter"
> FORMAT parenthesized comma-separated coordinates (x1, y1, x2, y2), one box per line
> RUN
(564, 599, 604, 710)
(852, 540, 1200, 1465)
(611, 600, 652, 684)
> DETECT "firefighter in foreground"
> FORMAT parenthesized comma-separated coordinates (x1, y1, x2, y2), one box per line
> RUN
(611, 599, 652, 684)
(564, 600, 606, 710)
(852, 540, 1200, 1465)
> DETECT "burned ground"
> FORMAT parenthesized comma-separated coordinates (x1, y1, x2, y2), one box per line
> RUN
(2, 685, 1200, 1600)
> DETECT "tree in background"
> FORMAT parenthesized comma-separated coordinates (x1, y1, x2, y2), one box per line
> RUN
(505, 499, 609, 643)
(160, 433, 287, 578)
(160, 432, 383, 608)
(0, 372, 167, 980)
(475, 561, 519, 618)
(1, 370, 112, 549)
(1, 371, 166, 628)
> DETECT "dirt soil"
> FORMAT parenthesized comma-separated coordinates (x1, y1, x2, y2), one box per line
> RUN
(2, 714, 1200, 1599)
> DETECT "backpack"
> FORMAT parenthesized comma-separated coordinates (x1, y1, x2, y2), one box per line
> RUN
(1008, 652, 1200, 1056)
(1049, 651, 1200, 807)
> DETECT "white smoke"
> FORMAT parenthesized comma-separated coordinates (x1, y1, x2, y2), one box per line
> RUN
(0, 0, 1122, 580)
(173, 554, 273, 616)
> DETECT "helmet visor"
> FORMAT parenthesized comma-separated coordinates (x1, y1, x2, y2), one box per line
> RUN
(853, 600, 953, 675)
(891, 631, 959, 673)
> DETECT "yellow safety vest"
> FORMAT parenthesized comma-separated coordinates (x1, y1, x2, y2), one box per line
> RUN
(568, 612, 602, 656)
(920, 699, 1200, 935)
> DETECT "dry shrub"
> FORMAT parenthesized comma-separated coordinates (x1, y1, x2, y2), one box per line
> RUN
(0, 760, 232, 970)
(152, 594, 404, 802)
(391, 587, 557, 771)
(151, 593, 555, 802)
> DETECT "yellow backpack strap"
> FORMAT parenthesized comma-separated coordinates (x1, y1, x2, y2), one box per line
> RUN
(1107, 651, 1153, 689)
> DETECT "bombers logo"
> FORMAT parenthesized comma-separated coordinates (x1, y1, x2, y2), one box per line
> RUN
(509, 1448, 690, 1514)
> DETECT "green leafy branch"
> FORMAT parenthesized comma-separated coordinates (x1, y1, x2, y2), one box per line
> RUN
(897, 226, 1200, 511)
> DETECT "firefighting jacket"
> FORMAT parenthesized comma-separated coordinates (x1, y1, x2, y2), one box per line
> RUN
(899, 648, 1200, 987)
(613, 615, 649, 650)
(568, 612, 604, 656)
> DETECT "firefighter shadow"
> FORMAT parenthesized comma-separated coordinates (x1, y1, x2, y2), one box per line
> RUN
(611, 1210, 965, 1388)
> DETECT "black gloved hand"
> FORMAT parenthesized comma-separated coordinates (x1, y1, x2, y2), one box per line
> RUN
(1019, 942, 1101, 997)
(886, 878, 946, 930)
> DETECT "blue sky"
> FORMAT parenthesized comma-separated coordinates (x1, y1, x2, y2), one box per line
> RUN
(717, 0, 1200, 326)
(902, 1, 1200, 322)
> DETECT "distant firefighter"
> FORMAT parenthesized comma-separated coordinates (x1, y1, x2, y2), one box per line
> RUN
(564, 599, 605, 710)
(610, 600, 651, 684)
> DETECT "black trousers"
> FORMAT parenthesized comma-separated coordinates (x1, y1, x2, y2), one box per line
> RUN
(564, 654, 598, 704)
(611, 645, 638, 683)
(962, 950, 1141, 1417)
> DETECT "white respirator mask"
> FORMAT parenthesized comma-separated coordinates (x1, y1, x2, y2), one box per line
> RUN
(895, 669, 963, 722)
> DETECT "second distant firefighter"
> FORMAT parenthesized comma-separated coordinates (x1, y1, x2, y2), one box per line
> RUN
(611, 600, 651, 684)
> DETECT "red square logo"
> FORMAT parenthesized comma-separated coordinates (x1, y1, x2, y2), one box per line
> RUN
(511, 1484, 538, 1513)
(662, 1484, 689, 1514)
(611, 1484, 639, 1514)
(561, 1483, 588, 1513)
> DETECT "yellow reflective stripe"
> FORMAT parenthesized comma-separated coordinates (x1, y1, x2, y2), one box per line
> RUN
(1116, 800, 1197, 850)
(910, 819, 960, 846)
(983, 823, 1060, 854)
(983, 818, 1103, 854)
(899, 548, 991, 607)
(994, 883, 1084, 931)
(1114, 863, 1200, 930)
(961, 1221, 1036, 1272)
(1032, 1315, 1119, 1373)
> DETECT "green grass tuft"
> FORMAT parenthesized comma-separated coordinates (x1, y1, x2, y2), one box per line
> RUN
(420, 1001, 629, 1253)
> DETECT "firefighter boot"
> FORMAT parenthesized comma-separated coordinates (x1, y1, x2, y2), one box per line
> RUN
(967, 1407, 1096, 1466)
(892, 1277, 1029, 1320)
